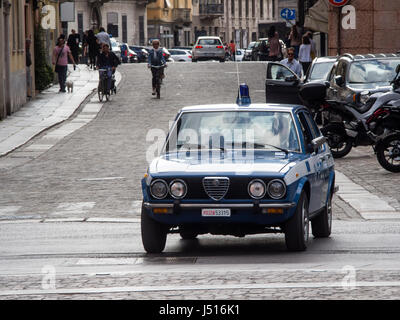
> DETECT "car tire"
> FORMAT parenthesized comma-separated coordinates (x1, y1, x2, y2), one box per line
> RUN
(284, 191, 309, 251)
(141, 204, 168, 253)
(311, 191, 332, 238)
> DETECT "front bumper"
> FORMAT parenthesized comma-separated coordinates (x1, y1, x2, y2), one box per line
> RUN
(142, 201, 297, 226)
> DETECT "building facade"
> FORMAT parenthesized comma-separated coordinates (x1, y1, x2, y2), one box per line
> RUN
(191, 0, 287, 49)
(65, 0, 149, 46)
(328, 0, 400, 55)
(147, 0, 192, 47)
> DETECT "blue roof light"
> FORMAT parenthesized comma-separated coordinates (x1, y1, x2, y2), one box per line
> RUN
(236, 83, 251, 106)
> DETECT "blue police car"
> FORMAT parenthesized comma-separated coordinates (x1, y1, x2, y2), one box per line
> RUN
(141, 87, 337, 253)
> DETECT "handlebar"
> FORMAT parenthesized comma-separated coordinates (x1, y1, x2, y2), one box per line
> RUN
(149, 64, 166, 69)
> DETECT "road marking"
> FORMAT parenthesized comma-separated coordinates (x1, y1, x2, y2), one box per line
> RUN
(3, 281, 400, 296)
(79, 177, 125, 181)
(336, 170, 399, 220)
(52, 202, 96, 216)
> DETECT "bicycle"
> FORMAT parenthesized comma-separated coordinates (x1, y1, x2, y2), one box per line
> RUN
(150, 64, 166, 99)
(98, 67, 116, 102)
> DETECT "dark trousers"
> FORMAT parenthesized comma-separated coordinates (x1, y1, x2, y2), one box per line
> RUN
(56, 65, 68, 91)
(151, 67, 163, 89)
(301, 62, 311, 75)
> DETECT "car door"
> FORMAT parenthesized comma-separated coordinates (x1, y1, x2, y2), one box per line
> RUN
(303, 110, 331, 209)
(265, 62, 303, 104)
(296, 110, 323, 213)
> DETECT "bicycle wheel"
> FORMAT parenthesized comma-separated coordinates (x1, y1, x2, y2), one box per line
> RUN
(104, 78, 110, 101)
(98, 81, 104, 102)
(156, 71, 161, 99)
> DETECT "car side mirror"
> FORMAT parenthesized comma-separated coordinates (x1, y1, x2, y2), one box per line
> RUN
(396, 64, 400, 74)
(311, 136, 327, 153)
(335, 75, 344, 87)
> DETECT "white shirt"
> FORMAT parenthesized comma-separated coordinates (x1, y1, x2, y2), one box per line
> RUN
(299, 44, 312, 63)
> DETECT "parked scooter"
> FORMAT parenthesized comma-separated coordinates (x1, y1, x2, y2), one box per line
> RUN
(319, 65, 400, 172)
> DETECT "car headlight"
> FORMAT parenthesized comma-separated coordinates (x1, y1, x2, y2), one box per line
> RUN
(267, 179, 286, 199)
(248, 179, 266, 199)
(169, 179, 187, 199)
(150, 179, 168, 199)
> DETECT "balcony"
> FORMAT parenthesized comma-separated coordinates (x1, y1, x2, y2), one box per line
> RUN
(199, 3, 224, 20)
(173, 8, 191, 23)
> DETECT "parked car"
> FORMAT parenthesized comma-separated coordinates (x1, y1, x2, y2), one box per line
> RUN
(110, 38, 121, 62)
(304, 56, 338, 83)
(326, 53, 400, 103)
(234, 49, 245, 62)
(120, 43, 138, 63)
(169, 49, 192, 62)
(243, 41, 257, 61)
(129, 45, 149, 63)
(141, 88, 337, 253)
(192, 36, 225, 62)
(172, 46, 193, 51)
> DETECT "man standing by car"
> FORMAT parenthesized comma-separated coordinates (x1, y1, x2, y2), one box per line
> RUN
(280, 47, 302, 78)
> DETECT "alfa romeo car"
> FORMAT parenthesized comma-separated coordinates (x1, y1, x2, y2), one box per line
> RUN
(141, 98, 337, 253)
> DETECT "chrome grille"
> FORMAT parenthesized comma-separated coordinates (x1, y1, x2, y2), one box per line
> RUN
(202, 177, 230, 201)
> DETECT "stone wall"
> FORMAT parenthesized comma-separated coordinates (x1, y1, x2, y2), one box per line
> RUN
(328, 0, 400, 55)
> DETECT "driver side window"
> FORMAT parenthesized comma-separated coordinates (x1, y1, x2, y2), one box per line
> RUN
(268, 64, 296, 81)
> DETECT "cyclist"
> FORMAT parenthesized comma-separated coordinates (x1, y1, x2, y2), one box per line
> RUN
(147, 39, 166, 96)
(96, 43, 120, 94)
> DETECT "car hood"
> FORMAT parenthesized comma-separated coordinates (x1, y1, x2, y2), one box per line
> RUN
(149, 151, 307, 176)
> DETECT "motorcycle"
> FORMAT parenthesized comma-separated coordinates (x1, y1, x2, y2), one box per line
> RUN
(319, 64, 400, 172)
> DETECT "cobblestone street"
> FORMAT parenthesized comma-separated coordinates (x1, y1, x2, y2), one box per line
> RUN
(0, 62, 400, 301)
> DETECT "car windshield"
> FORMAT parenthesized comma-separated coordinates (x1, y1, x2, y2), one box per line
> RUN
(165, 111, 300, 153)
(198, 39, 222, 45)
(247, 42, 255, 49)
(308, 62, 335, 81)
(348, 59, 400, 84)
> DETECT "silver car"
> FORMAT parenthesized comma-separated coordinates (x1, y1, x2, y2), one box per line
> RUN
(192, 36, 225, 62)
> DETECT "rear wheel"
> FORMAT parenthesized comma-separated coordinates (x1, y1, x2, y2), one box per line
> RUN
(321, 123, 353, 158)
(98, 84, 104, 102)
(285, 191, 309, 251)
(141, 204, 168, 253)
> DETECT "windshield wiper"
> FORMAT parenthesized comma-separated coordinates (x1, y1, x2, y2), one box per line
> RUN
(240, 142, 289, 154)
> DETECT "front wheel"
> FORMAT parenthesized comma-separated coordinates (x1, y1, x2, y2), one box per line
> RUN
(141, 204, 168, 253)
(311, 192, 332, 238)
(376, 134, 400, 173)
(321, 123, 353, 158)
(284, 191, 309, 251)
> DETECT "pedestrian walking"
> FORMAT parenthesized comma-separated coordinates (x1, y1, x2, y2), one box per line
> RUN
(306, 31, 317, 60)
(299, 35, 312, 75)
(289, 24, 302, 59)
(87, 29, 99, 70)
(82, 30, 89, 66)
(229, 40, 236, 61)
(280, 47, 302, 78)
(267, 26, 281, 62)
(52, 35, 76, 93)
(25, 38, 32, 98)
(96, 27, 111, 51)
(67, 29, 80, 67)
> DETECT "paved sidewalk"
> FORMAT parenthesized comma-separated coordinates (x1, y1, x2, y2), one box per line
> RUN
(0, 65, 120, 157)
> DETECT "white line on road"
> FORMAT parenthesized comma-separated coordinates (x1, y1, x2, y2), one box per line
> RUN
(2, 281, 400, 296)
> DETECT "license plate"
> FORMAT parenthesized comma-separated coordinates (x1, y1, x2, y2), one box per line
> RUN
(201, 208, 231, 217)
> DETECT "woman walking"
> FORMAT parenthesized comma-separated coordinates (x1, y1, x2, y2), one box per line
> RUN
(52, 35, 76, 93)
(267, 26, 281, 62)
(299, 35, 312, 75)
(289, 24, 301, 59)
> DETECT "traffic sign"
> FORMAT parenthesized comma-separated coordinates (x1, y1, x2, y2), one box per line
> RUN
(280, 8, 296, 21)
(328, 0, 350, 7)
